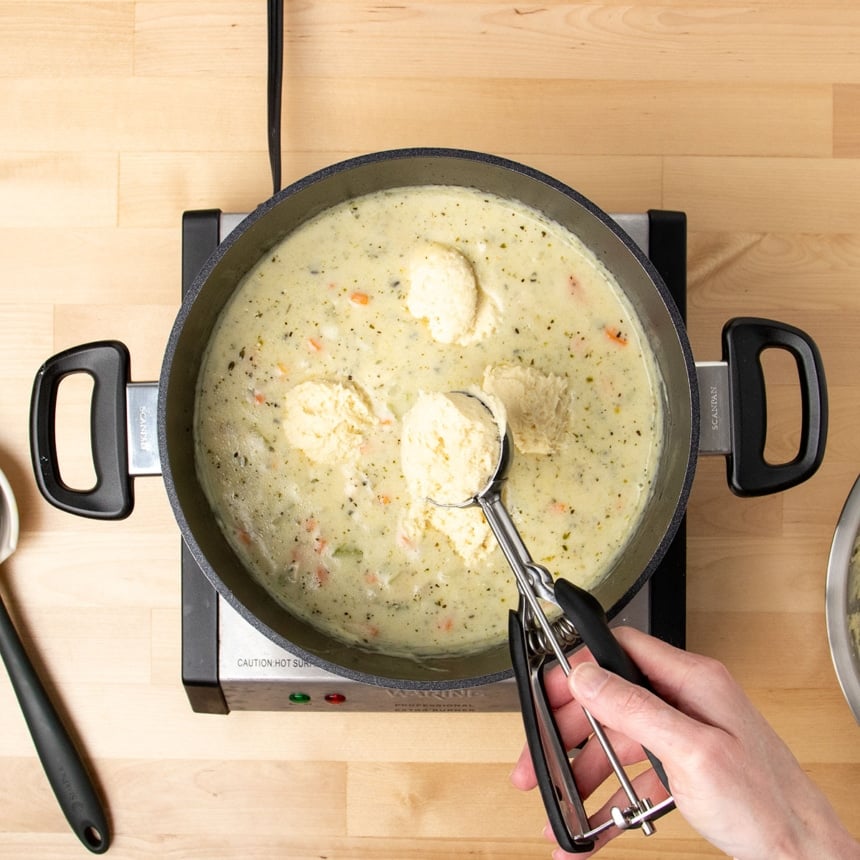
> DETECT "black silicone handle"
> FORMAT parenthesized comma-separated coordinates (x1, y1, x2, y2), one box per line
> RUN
(554, 579, 671, 792)
(722, 317, 827, 496)
(0, 595, 110, 852)
(508, 611, 589, 854)
(30, 342, 133, 519)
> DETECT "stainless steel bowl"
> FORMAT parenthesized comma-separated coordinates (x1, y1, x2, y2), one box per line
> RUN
(826, 475, 860, 722)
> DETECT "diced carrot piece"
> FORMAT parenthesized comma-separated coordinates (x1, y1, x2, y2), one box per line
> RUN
(307, 336, 323, 352)
(397, 532, 416, 550)
(605, 325, 628, 346)
(349, 291, 370, 305)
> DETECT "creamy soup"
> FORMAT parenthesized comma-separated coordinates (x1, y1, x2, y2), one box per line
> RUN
(194, 186, 664, 658)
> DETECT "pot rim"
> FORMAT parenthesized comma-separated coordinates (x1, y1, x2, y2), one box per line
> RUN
(826, 475, 860, 722)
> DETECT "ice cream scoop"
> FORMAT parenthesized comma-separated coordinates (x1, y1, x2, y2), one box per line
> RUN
(427, 391, 673, 854)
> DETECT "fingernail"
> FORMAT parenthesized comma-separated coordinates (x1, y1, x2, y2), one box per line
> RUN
(570, 662, 609, 698)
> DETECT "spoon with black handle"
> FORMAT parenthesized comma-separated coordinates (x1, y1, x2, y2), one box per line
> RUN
(0, 467, 110, 853)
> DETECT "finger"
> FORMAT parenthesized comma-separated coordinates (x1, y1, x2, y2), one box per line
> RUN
(510, 744, 538, 790)
(548, 829, 608, 860)
(513, 718, 644, 796)
(540, 644, 603, 706)
(544, 764, 670, 860)
(612, 627, 752, 728)
(510, 697, 597, 790)
(570, 725, 649, 799)
(543, 811, 621, 860)
(568, 661, 705, 764)
(610, 626, 703, 702)
(580, 764, 671, 839)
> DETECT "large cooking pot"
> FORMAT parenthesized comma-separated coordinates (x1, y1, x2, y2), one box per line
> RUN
(29, 148, 827, 689)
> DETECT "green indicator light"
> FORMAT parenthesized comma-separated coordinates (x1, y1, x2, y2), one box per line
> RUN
(289, 692, 311, 704)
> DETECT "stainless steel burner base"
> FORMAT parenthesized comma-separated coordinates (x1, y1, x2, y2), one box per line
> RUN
(217, 585, 651, 712)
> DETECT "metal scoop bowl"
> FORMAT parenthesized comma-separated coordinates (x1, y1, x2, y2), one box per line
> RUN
(429, 392, 562, 629)
(0, 467, 110, 853)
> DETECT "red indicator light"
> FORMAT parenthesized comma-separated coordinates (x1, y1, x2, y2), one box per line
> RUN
(324, 693, 347, 705)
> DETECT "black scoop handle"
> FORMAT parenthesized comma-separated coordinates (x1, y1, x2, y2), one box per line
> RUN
(554, 578, 671, 792)
(509, 610, 589, 854)
(30, 341, 133, 519)
(0, 595, 110, 852)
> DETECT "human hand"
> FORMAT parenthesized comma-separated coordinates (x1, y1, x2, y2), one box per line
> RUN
(510, 627, 858, 859)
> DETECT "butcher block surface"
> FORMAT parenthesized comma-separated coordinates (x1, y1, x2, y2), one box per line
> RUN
(0, 2, 858, 857)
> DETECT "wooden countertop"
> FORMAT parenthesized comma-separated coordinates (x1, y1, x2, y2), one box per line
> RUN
(1, 2, 858, 857)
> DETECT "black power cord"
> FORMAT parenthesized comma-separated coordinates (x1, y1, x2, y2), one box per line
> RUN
(267, 0, 284, 196)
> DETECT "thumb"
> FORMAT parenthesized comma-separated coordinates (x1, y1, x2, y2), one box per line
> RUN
(568, 662, 695, 762)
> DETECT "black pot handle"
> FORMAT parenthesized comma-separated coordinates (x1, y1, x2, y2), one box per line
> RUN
(30, 341, 134, 519)
(723, 317, 827, 496)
